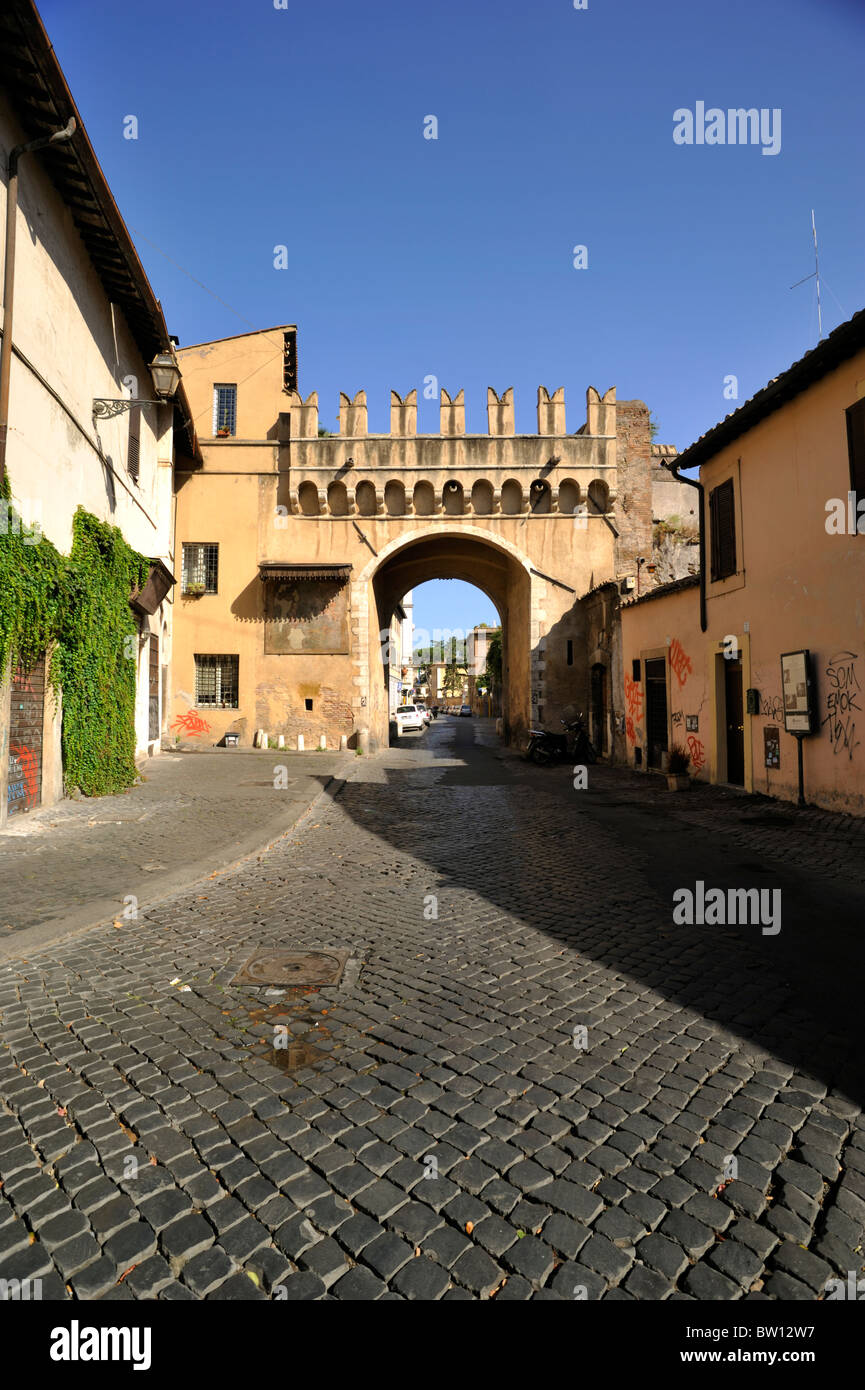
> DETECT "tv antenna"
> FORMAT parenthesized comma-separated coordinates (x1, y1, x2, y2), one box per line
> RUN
(790, 209, 823, 340)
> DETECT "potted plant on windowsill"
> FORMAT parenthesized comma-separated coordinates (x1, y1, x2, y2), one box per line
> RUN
(184, 581, 206, 597)
(667, 744, 691, 790)
(216, 427, 231, 438)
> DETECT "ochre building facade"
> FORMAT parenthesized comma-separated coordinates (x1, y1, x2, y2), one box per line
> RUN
(171, 325, 676, 752)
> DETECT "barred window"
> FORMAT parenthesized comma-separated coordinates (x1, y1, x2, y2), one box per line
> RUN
(182, 543, 218, 594)
(213, 384, 237, 436)
(194, 655, 239, 708)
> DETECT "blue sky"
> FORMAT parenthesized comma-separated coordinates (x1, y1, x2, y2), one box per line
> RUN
(41, 0, 864, 630)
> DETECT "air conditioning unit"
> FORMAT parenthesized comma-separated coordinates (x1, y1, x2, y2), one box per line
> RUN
(621, 576, 636, 593)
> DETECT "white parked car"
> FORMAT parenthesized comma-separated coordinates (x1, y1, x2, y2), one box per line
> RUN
(394, 704, 425, 733)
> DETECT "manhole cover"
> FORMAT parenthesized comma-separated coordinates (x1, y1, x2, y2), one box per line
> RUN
(232, 948, 350, 987)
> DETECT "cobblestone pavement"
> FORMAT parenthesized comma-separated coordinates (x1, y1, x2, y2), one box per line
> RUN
(0, 750, 351, 956)
(1, 718, 864, 1301)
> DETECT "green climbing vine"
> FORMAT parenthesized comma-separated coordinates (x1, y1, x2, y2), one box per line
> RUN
(0, 483, 149, 797)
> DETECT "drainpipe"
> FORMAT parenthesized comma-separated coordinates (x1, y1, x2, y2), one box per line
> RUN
(664, 458, 707, 632)
(0, 118, 76, 492)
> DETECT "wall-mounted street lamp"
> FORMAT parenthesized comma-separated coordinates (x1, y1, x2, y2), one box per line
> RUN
(93, 351, 182, 421)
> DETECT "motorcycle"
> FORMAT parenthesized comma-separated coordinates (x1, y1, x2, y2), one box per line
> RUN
(526, 713, 597, 767)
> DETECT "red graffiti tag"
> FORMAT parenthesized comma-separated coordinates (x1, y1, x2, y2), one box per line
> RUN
(669, 639, 693, 689)
(624, 674, 644, 722)
(625, 717, 636, 745)
(686, 734, 705, 772)
(171, 710, 211, 737)
(8, 744, 39, 808)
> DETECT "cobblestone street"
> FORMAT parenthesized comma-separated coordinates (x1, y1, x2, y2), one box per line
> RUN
(2, 718, 864, 1302)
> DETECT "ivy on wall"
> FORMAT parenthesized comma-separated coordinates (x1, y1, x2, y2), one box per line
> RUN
(0, 482, 148, 797)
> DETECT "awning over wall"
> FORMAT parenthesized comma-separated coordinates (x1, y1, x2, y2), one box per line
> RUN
(258, 562, 352, 583)
(130, 558, 176, 615)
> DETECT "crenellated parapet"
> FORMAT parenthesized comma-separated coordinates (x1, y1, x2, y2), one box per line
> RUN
(279, 385, 615, 440)
(276, 382, 622, 520)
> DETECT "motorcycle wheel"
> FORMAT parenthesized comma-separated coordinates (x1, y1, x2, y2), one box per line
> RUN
(530, 744, 552, 766)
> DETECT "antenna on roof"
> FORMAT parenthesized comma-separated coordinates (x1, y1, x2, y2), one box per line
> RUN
(790, 209, 823, 341)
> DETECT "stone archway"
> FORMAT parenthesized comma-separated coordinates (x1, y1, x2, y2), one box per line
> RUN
(351, 526, 542, 748)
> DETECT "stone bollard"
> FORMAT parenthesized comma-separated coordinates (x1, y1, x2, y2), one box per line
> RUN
(277, 734, 285, 749)
(255, 728, 265, 748)
(319, 734, 326, 750)
(357, 728, 369, 755)
(340, 734, 348, 751)
(495, 718, 503, 737)
(297, 734, 305, 752)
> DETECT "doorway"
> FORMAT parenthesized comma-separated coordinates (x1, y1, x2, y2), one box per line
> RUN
(149, 635, 160, 742)
(645, 658, 668, 769)
(8, 655, 45, 816)
(724, 657, 745, 785)
(590, 663, 607, 756)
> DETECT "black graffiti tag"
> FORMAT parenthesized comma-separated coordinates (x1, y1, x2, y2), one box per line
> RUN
(823, 651, 861, 759)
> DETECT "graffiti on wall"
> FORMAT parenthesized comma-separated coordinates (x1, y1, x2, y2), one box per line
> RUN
(171, 710, 211, 738)
(669, 638, 693, 688)
(7, 745, 39, 811)
(624, 673, 644, 746)
(686, 734, 706, 772)
(823, 650, 861, 760)
(762, 694, 784, 723)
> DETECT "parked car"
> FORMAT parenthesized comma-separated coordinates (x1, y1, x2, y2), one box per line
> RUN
(459, 704, 472, 717)
(394, 704, 426, 733)
(415, 701, 432, 725)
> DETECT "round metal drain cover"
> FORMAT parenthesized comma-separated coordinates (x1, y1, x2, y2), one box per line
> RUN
(233, 948, 349, 987)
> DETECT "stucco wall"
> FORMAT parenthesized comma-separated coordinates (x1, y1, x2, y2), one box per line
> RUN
(621, 346, 865, 814)
(0, 93, 176, 817)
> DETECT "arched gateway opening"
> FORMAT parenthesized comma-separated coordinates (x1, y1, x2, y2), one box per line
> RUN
(354, 529, 535, 749)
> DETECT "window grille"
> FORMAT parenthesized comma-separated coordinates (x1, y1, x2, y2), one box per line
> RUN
(194, 654, 239, 708)
(213, 384, 237, 436)
(182, 543, 219, 593)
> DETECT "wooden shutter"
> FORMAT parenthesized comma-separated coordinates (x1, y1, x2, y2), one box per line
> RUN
(127, 405, 141, 482)
(710, 478, 736, 580)
(847, 397, 865, 495)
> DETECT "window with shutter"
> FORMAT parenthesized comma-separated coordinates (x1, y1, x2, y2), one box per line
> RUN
(846, 397, 865, 496)
(127, 405, 141, 483)
(709, 478, 736, 581)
